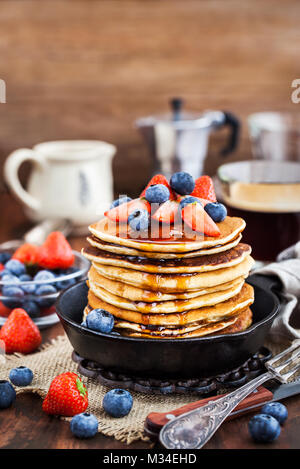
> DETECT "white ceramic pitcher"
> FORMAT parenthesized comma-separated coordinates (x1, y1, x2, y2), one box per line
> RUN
(4, 140, 116, 233)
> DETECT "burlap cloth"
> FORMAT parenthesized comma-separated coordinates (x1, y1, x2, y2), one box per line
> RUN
(0, 334, 289, 445)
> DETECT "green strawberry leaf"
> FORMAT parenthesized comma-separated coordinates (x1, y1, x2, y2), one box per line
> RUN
(76, 378, 87, 398)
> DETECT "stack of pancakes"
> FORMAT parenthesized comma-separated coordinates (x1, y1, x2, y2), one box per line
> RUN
(82, 216, 255, 339)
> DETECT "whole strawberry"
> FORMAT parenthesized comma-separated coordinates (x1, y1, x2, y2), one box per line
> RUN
(37, 231, 74, 270)
(42, 372, 88, 417)
(0, 308, 42, 354)
(190, 175, 217, 202)
(12, 243, 39, 266)
(140, 174, 176, 200)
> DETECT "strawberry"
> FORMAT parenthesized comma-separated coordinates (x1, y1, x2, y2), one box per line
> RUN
(0, 263, 4, 272)
(190, 176, 217, 202)
(42, 372, 88, 417)
(37, 231, 74, 270)
(0, 308, 42, 354)
(0, 300, 11, 318)
(105, 198, 151, 223)
(181, 202, 220, 237)
(140, 174, 176, 200)
(152, 200, 180, 224)
(12, 243, 39, 265)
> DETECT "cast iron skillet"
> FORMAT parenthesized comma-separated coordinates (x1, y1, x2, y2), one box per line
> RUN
(56, 274, 280, 379)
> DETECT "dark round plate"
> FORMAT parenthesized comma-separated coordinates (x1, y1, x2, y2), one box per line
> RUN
(56, 274, 280, 379)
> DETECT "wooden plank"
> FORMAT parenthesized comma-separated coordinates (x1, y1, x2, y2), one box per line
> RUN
(0, 0, 299, 196)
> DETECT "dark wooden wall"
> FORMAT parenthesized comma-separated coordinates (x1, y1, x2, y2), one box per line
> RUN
(0, 0, 299, 198)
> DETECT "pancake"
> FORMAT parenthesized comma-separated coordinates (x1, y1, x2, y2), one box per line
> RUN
(89, 216, 246, 253)
(88, 267, 246, 302)
(87, 282, 254, 326)
(88, 277, 245, 313)
(92, 255, 255, 292)
(86, 233, 243, 259)
(116, 308, 253, 339)
(83, 243, 251, 274)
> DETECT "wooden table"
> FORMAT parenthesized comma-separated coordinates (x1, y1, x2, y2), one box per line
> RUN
(1, 195, 300, 450)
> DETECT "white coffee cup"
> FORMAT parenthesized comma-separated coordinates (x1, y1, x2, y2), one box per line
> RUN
(4, 140, 116, 233)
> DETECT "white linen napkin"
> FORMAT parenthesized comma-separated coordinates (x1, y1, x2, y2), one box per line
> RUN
(254, 242, 300, 343)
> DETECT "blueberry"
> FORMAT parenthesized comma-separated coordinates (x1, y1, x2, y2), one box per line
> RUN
(5, 259, 26, 277)
(55, 267, 78, 290)
(19, 274, 32, 282)
(70, 412, 98, 438)
(110, 196, 132, 209)
(128, 209, 149, 231)
(170, 172, 195, 195)
(2, 285, 24, 308)
(145, 184, 170, 204)
(248, 414, 281, 443)
(179, 196, 201, 210)
(81, 320, 87, 327)
(56, 276, 76, 290)
(261, 402, 288, 425)
(36, 284, 57, 295)
(23, 300, 40, 318)
(35, 284, 57, 308)
(204, 202, 227, 223)
(0, 252, 11, 264)
(19, 274, 36, 294)
(0, 380, 16, 409)
(56, 279, 76, 290)
(1, 274, 20, 285)
(34, 270, 56, 283)
(102, 389, 133, 418)
(86, 309, 114, 334)
(9, 366, 33, 387)
(0, 269, 10, 278)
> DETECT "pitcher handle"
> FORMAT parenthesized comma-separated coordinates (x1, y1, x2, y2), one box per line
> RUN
(4, 148, 44, 212)
(220, 111, 241, 156)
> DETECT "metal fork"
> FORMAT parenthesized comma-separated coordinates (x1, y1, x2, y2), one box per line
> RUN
(159, 339, 300, 449)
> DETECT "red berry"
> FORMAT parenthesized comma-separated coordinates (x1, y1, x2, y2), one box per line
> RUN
(37, 232, 74, 270)
(140, 174, 176, 200)
(0, 308, 42, 354)
(190, 176, 217, 202)
(181, 202, 220, 237)
(0, 300, 11, 318)
(0, 263, 4, 272)
(12, 243, 39, 265)
(152, 200, 180, 224)
(105, 198, 151, 223)
(42, 372, 88, 417)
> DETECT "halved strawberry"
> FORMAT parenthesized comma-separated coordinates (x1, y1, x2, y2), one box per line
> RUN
(152, 200, 180, 224)
(181, 202, 220, 237)
(190, 176, 217, 202)
(198, 198, 210, 207)
(105, 198, 151, 222)
(140, 174, 176, 200)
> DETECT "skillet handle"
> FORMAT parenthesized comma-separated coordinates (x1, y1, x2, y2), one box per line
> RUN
(247, 273, 282, 296)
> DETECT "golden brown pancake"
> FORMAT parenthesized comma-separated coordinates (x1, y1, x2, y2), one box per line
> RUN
(88, 276, 244, 313)
(86, 233, 243, 259)
(88, 267, 246, 302)
(83, 305, 252, 338)
(89, 216, 246, 253)
(87, 283, 254, 326)
(92, 255, 255, 292)
(112, 308, 253, 339)
(83, 243, 251, 274)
